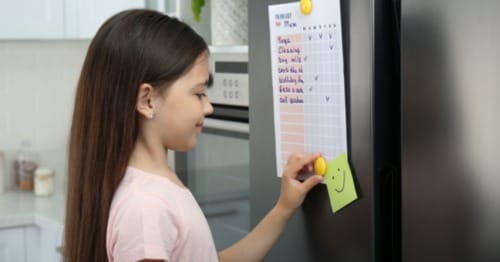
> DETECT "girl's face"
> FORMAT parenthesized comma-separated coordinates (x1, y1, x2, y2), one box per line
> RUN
(153, 52, 213, 151)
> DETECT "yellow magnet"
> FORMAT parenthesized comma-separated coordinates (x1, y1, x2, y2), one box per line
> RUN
(314, 156, 327, 176)
(300, 0, 312, 15)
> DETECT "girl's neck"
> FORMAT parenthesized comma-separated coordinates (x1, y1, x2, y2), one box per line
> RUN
(128, 134, 174, 179)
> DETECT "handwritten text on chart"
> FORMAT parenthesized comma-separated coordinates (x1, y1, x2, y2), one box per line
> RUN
(279, 86, 303, 93)
(278, 65, 303, 73)
(277, 34, 304, 105)
(278, 55, 302, 64)
(279, 95, 304, 104)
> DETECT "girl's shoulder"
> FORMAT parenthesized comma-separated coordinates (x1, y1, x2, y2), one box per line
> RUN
(122, 166, 189, 194)
(110, 166, 194, 214)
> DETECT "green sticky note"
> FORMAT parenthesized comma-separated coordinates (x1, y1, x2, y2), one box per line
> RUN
(325, 153, 358, 213)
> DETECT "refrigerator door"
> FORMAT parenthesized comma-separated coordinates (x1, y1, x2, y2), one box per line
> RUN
(402, 1, 500, 261)
(249, 1, 378, 261)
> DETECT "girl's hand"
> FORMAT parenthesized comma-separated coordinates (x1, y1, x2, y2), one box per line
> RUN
(277, 152, 324, 216)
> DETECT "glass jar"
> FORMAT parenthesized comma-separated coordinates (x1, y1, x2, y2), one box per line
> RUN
(13, 141, 38, 191)
(34, 167, 54, 196)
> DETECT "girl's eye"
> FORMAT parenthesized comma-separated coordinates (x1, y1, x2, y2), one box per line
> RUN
(196, 93, 207, 99)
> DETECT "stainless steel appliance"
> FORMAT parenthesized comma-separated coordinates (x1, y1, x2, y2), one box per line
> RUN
(401, 1, 500, 261)
(250, 0, 500, 261)
(175, 46, 250, 250)
(250, 1, 381, 261)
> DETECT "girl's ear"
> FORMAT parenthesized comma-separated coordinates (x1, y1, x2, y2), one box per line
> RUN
(136, 83, 155, 119)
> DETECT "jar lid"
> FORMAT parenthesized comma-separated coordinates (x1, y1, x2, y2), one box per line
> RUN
(35, 167, 54, 177)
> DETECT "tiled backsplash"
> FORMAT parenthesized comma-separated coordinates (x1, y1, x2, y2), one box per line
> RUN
(0, 40, 90, 194)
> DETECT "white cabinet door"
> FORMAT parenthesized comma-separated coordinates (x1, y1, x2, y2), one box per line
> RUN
(65, 0, 147, 38)
(37, 226, 62, 262)
(0, 0, 65, 39)
(0, 0, 157, 39)
(25, 226, 40, 262)
(0, 227, 25, 262)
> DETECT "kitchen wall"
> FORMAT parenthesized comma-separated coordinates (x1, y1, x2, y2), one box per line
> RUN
(0, 40, 90, 195)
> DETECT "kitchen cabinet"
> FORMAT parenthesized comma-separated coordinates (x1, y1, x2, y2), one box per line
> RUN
(0, 0, 212, 41)
(0, 227, 25, 261)
(0, 0, 215, 42)
(0, 0, 164, 39)
(67, 0, 211, 41)
(0, 192, 66, 262)
(24, 227, 39, 262)
(0, 225, 62, 262)
(64, 0, 148, 38)
(0, 0, 65, 39)
(36, 225, 62, 262)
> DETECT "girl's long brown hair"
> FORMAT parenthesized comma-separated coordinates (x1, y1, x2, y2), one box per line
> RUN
(63, 9, 207, 262)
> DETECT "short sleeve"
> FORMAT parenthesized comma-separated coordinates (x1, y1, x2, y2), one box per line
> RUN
(109, 194, 179, 262)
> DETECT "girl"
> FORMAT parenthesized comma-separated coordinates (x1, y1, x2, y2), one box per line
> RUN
(64, 9, 323, 262)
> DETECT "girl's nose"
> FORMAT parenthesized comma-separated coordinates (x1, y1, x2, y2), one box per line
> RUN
(204, 100, 214, 115)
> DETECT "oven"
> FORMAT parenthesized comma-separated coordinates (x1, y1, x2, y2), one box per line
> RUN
(175, 46, 249, 250)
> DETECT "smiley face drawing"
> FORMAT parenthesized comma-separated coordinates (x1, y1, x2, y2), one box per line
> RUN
(332, 167, 346, 193)
(325, 153, 358, 213)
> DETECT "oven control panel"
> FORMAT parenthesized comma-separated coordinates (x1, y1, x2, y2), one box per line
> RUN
(208, 46, 248, 107)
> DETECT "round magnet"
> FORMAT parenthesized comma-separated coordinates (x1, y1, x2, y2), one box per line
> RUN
(300, 0, 312, 15)
(314, 156, 327, 176)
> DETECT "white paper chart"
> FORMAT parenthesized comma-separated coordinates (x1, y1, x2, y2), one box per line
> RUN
(269, 0, 347, 178)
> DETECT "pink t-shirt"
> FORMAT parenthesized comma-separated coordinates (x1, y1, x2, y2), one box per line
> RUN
(106, 166, 218, 262)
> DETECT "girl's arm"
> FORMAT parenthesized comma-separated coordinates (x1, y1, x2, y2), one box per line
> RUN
(218, 153, 324, 262)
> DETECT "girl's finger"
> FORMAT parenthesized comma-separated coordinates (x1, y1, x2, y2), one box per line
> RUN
(284, 153, 321, 178)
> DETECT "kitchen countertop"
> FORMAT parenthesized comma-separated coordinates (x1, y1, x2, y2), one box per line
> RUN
(0, 190, 65, 230)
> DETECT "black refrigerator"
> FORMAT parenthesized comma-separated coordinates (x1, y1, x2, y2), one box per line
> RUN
(249, 0, 500, 261)
(401, 0, 500, 261)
